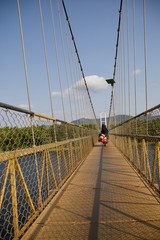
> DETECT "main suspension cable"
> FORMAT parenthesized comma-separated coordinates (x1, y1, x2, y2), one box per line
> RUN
(107, 0, 123, 128)
(113, 0, 123, 81)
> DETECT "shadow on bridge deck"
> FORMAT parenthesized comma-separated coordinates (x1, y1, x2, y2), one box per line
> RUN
(22, 142, 160, 240)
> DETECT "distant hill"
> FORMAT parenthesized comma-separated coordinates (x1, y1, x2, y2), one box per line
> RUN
(72, 114, 160, 128)
(72, 118, 99, 125)
(109, 114, 132, 125)
(71, 115, 133, 126)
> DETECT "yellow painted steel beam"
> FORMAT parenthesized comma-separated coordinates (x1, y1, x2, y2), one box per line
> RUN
(61, 146, 68, 176)
(157, 142, 160, 188)
(34, 112, 57, 121)
(68, 142, 73, 172)
(45, 155, 50, 197)
(140, 139, 146, 172)
(0, 161, 10, 209)
(47, 151, 58, 189)
(134, 138, 140, 169)
(152, 142, 159, 184)
(40, 152, 46, 191)
(140, 139, 151, 180)
(14, 159, 35, 212)
(10, 159, 19, 238)
(143, 141, 152, 181)
(0, 137, 91, 162)
(16, 210, 41, 239)
(57, 147, 62, 182)
(0, 143, 57, 162)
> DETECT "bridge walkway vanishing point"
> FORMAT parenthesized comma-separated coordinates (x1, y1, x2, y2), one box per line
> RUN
(22, 141, 160, 240)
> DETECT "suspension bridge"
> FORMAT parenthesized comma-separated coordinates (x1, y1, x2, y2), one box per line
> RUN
(0, 0, 160, 239)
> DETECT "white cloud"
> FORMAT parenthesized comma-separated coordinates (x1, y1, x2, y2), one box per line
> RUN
(51, 90, 70, 98)
(133, 69, 141, 76)
(51, 91, 61, 97)
(85, 75, 108, 92)
(76, 75, 108, 92)
(51, 75, 107, 98)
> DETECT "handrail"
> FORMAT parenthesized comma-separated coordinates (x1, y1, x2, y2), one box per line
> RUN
(0, 102, 34, 115)
(0, 102, 99, 239)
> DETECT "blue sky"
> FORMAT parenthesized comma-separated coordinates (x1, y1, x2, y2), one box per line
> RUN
(0, 0, 159, 121)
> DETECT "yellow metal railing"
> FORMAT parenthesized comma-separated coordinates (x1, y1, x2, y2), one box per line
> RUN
(0, 103, 98, 239)
(109, 104, 160, 192)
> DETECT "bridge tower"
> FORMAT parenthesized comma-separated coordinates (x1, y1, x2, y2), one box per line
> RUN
(99, 112, 107, 128)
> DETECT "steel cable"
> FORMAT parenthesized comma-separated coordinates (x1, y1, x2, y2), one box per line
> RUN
(16, 0, 31, 112)
(38, 0, 54, 118)
(61, 0, 97, 123)
(107, 0, 123, 128)
(143, 0, 148, 134)
(56, 0, 74, 122)
(50, 0, 66, 121)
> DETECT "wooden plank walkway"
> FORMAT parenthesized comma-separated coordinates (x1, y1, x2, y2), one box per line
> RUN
(22, 141, 160, 240)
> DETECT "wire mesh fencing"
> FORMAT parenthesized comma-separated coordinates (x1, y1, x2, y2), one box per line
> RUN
(109, 104, 160, 192)
(0, 103, 98, 240)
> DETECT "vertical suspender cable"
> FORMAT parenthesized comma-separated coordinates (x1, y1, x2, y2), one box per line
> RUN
(38, 0, 54, 118)
(143, 0, 148, 134)
(132, 0, 137, 117)
(64, 38, 74, 122)
(76, 61, 89, 125)
(76, 64, 86, 124)
(68, 36, 79, 121)
(112, 88, 117, 129)
(126, 0, 131, 116)
(122, 13, 126, 121)
(126, 0, 131, 135)
(65, 31, 79, 121)
(16, 0, 31, 112)
(73, 54, 83, 120)
(143, 0, 148, 112)
(62, 2, 85, 122)
(120, 35, 124, 123)
(39, 1, 61, 177)
(61, 0, 97, 124)
(50, 0, 66, 121)
(132, 0, 137, 134)
(54, 0, 73, 121)
(17, 0, 42, 205)
(62, 7, 86, 123)
(72, 45, 83, 118)
(70, 44, 81, 120)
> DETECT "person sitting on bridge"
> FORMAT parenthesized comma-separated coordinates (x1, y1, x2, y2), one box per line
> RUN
(99, 124, 109, 140)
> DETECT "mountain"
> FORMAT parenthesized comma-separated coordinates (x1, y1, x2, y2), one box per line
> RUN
(109, 115, 132, 125)
(71, 118, 99, 125)
(71, 115, 133, 126)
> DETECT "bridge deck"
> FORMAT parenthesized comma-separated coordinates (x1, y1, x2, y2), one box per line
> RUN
(23, 142, 160, 240)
